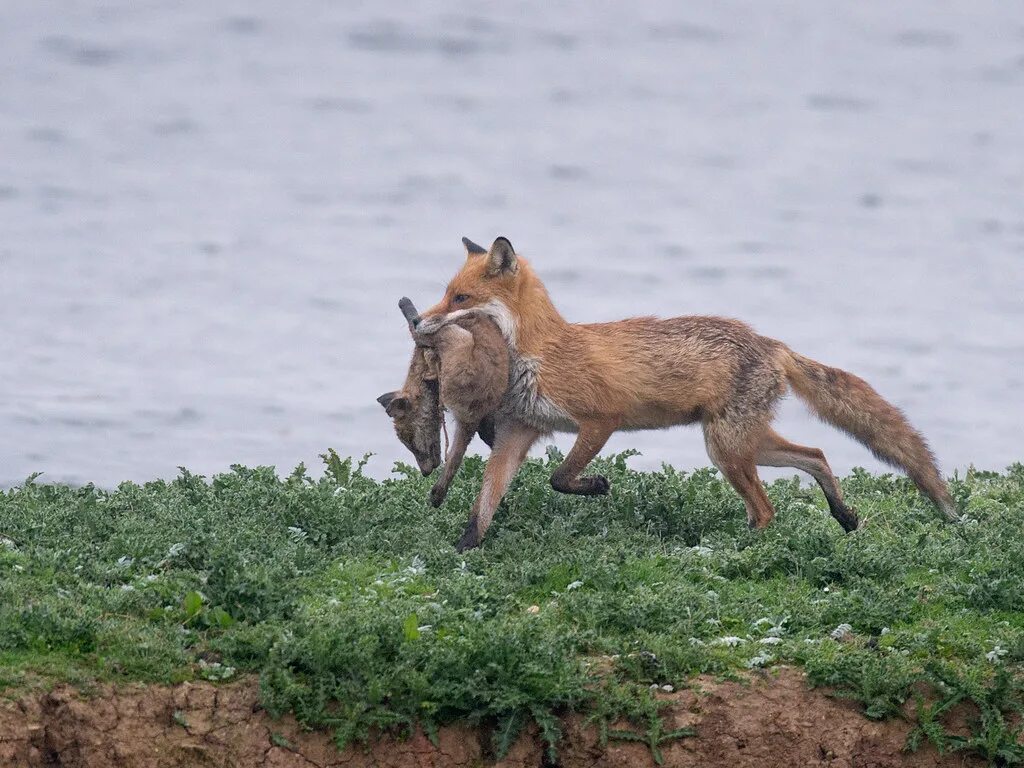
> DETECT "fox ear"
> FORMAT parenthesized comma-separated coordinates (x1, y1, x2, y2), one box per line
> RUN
(487, 237, 517, 276)
(462, 236, 487, 257)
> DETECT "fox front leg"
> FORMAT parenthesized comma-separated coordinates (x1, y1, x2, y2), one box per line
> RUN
(456, 422, 539, 551)
(549, 420, 618, 496)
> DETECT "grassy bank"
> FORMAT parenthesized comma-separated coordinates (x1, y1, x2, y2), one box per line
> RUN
(1, 452, 1023, 762)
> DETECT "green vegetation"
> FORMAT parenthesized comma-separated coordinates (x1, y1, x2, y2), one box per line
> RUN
(2, 452, 1023, 763)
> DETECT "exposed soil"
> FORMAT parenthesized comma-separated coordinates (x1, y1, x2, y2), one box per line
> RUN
(0, 668, 982, 768)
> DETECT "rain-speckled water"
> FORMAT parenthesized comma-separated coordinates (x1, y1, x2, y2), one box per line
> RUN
(1, 1, 1022, 487)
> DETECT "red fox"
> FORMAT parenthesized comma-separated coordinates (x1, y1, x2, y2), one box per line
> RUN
(378, 296, 509, 508)
(417, 236, 960, 551)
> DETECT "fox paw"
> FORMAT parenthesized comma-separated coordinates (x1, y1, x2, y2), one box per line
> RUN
(429, 482, 449, 508)
(581, 475, 611, 496)
(455, 518, 481, 552)
(551, 474, 611, 496)
(834, 505, 859, 533)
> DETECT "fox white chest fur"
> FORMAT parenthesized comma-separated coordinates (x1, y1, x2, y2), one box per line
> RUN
(499, 354, 578, 434)
(463, 299, 578, 434)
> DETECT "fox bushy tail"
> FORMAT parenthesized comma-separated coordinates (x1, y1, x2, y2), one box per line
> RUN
(782, 349, 959, 521)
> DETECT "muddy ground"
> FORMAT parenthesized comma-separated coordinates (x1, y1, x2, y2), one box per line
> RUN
(0, 668, 981, 767)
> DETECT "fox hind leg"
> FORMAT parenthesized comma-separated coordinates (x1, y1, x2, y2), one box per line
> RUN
(703, 416, 777, 529)
(756, 429, 859, 532)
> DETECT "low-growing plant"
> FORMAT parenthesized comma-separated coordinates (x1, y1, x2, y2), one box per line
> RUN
(0, 452, 1021, 762)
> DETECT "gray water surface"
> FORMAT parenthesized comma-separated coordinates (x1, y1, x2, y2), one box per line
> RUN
(1, 2, 1022, 487)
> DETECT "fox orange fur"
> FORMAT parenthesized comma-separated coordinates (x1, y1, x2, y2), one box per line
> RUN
(417, 236, 959, 551)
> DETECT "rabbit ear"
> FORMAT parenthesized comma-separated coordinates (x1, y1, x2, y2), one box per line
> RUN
(462, 236, 487, 256)
(486, 237, 517, 276)
(377, 391, 410, 418)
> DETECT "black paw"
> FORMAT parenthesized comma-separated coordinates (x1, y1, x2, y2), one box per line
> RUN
(429, 482, 448, 508)
(455, 518, 481, 552)
(582, 474, 611, 496)
(551, 474, 611, 496)
(833, 505, 859, 533)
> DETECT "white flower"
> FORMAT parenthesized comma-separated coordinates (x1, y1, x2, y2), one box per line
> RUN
(986, 645, 1008, 663)
(690, 546, 713, 557)
(120, 584, 135, 591)
(830, 623, 853, 640)
(822, 586, 830, 593)
(566, 580, 584, 591)
(880, 627, 891, 636)
(715, 636, 743, 647)
(688, 638, 706, 647)
(759, 637, 783, 645)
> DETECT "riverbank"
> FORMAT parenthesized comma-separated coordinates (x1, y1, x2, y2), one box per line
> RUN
(2, 454, 1022, 763)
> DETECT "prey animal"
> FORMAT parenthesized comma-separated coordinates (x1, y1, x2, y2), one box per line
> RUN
(412, 236, 960, 551)
(378, 296, 510, 508)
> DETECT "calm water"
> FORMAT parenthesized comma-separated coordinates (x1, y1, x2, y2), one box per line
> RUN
(1, 2, 1022, 487)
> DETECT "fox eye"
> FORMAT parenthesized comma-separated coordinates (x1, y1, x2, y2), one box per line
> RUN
(452, 294, 470, 305)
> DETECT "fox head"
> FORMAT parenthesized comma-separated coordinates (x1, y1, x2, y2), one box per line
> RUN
(418, 237, 560, 349)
